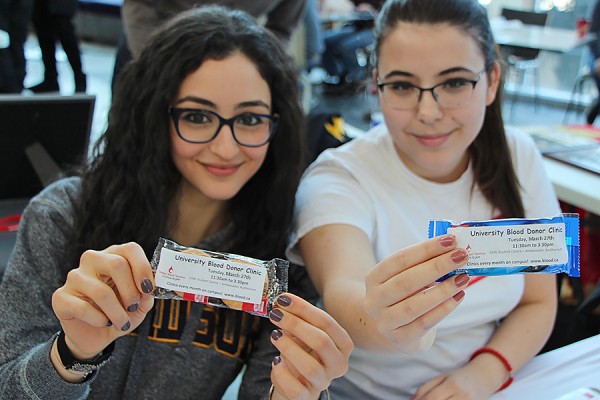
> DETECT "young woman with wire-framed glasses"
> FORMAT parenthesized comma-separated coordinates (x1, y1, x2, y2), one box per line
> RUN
(289, 0, 560, 399)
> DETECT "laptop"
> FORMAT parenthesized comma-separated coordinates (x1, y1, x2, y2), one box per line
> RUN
(0, 93, 95, 279)
(0, 93, 95, 199)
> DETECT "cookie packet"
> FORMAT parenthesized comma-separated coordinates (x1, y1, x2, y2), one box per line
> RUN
(428, 213, 580, 278)
(150, 237, 288, 317)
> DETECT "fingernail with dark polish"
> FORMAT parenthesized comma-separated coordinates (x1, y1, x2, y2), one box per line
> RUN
(277, 295, 292, 307)
(273, 356, 282, 365)
(106, 320, 113, 327)
(269, 309, 284, 322)
(439, 235, 455, 247)
(121, 321, 131, 331)
(454, 273, 470, 287)
(450, 249, 468, 264)
(453, 290, 465, 302)
(141, 279, 154, 294)
(127, 303, 139, 312)
(271, 329, 282, 341)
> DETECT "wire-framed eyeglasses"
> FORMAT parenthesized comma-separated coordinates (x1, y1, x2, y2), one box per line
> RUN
(169, 108, 280, 147)
(376, 70, 485, 110)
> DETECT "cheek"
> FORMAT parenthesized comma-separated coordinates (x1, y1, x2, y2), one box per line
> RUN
(380, 106, 410, 138)
(246, 146, 269, 169)
(171, 129, 198, 160)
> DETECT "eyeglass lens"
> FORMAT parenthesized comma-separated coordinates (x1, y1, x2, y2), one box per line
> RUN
(176, 110, 274, 146)
(381, 78, 479, 110)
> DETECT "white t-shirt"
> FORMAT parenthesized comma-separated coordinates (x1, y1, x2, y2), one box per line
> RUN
(287, 125, 560, 399)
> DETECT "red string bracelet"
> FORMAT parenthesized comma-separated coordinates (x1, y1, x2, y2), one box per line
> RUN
(469, 347, 514, 391)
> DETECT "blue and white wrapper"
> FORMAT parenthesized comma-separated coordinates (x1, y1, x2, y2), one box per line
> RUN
(428, 214, 580, 278)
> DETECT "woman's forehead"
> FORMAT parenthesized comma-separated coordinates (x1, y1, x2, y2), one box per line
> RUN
(378, 22, 484, 75)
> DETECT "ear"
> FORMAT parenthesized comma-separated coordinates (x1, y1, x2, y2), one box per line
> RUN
(485, 61, 501, 106)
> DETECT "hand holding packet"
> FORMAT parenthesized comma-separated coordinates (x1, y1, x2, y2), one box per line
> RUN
(150, 238, 288, 317)
(428, 214, 580, 279)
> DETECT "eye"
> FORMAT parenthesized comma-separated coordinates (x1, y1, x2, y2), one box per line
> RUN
(236, 113, 265, 127)
(386, 81, 416, 94)
(441, 78, 472, 91)
(387, 82, 415, 92)
(180, 110, 212, 125)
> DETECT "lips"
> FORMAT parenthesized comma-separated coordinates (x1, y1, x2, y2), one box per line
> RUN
(413, 132, 451, 148)
(202, 162, 241, 177)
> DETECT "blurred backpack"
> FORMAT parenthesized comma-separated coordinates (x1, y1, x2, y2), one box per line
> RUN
(305, 112, 352, 166)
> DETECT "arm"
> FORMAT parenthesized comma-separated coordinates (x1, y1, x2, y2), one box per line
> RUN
(0, 189, 91, 398)
(589, 0, 600, 61)
(413, 274, 556, 400)
(121, 0, 164, 57)
(264, 0, 308, 45)
(299, 224, 470, 353)
(0, 182, 155, 397)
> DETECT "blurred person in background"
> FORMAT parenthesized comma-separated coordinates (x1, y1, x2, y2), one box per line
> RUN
(28, 0, 86, 93)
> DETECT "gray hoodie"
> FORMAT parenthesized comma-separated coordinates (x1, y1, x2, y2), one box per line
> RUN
(0, 178, 278, 399)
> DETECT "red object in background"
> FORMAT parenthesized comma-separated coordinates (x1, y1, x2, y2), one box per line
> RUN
(560, 202, 600, 289)
(0, 214, 21, 232)
(580, 213, 600, 288)
(577, 18, 590, 39)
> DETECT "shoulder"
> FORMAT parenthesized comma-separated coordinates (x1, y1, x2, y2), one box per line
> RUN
(298, 125, 392, 200)
(309, 124, 390, 171)
(25, 177, 81, 227)
(503, 126, 540, 161)
(504, 125, 535, 146)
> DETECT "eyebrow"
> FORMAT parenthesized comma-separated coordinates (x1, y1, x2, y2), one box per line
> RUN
(381, 66, 479, 80)
(173, 96, 271, 111)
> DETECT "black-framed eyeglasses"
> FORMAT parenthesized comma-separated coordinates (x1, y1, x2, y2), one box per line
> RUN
(377, 70, 485, 110)
(169, 108, 280, 147)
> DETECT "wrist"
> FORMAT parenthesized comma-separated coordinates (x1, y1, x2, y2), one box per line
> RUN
(50, 338, 88, 383)
(469, 347, 513, 392)
(51, 330, 114, 382)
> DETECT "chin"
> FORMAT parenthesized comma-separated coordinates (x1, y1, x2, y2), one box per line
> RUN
(204, 187, 243, 202)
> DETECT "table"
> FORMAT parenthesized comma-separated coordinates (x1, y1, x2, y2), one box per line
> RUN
(490, 334, 600, 399)
(491, 19, 595, 54)
(543, 157, 600, 215)
(516, 125, 600, 216)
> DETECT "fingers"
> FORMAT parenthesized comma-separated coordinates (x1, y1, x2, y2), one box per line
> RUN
(271, 356, 315, 400)
(272, 293, 353, 361)
(54, 269, 132, 332)
(88, 242, 155, 297)
(363, 237, 469, 350)
(269, 293, 352, 395)
(367, 241, 468, 309)
(271, 329, 329, 390)
(368, 234, 459, 286)
(377, 274, 469, 333)
(413, 375, 447, 400)
(57, 242, 154, 331)
(52, 287, 112, 328)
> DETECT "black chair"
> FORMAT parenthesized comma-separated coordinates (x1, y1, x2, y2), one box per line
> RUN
(563, 65, 596, 124)
(570, 282, 600, 341)
(500, 8, 549, 112)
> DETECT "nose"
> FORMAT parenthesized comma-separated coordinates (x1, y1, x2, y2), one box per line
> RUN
(416, 89, 443, 123)
(208, 124, 240, 160)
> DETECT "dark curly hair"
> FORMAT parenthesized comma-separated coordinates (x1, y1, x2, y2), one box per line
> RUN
(72, 6, 306, 262)
(374, 0, 524, 218)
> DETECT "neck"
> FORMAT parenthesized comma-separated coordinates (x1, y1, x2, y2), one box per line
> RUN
(169, 181, 230, 247)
